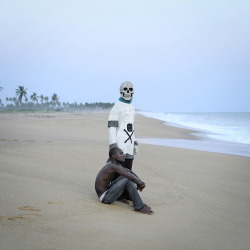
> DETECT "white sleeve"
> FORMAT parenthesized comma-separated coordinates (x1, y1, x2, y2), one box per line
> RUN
(108, 103, 120, 147)
(109, 127, 118, 146)
(108, 103, 120, 121)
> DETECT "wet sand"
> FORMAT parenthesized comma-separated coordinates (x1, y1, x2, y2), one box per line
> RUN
(0, 112, 250, 250)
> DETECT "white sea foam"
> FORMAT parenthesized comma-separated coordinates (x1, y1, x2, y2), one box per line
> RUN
(138, 111, 250, 157)
(139, 112, 250, 145)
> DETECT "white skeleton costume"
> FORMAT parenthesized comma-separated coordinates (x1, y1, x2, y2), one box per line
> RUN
(108, 81, 138, 160)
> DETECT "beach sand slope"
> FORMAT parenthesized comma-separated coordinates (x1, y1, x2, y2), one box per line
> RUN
(0, 112, 250, 250)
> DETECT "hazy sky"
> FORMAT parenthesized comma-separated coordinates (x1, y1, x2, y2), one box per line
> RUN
(0, 0, 249, 112)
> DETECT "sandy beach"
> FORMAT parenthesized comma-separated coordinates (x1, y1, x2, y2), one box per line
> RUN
(1, 111, 250, 250)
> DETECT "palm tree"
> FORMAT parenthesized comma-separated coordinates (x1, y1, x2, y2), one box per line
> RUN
(30, 92, 38, 103)
(6, 97, 13, 104)
(39, 94, 44, 104)
(51, 93, 59, 106)
(15, 86, 27, 104)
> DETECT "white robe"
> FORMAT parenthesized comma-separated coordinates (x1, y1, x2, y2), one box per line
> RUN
(108, 101, 136, 158)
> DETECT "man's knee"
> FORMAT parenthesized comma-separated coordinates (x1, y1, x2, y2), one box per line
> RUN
(127, 180, 137, 189)
(118, 176, 130, 185)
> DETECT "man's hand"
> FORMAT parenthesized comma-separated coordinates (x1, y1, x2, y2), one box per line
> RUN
(137, 182, 145, 192)
(134, 145, 139, 155)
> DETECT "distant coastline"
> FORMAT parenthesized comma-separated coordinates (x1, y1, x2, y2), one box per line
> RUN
(0, 85, 114, 112)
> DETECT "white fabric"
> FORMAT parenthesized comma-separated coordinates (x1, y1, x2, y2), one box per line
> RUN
(99, 190, 108, 202)
(108, 101, 136, 156)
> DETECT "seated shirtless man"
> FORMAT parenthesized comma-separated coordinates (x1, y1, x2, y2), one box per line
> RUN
(95, 147, 153, 215)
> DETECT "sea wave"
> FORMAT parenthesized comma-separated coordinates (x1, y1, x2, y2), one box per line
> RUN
(138, 112, 250, 145)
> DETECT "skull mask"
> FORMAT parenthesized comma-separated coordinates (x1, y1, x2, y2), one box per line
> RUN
(120, 81, 134, 101)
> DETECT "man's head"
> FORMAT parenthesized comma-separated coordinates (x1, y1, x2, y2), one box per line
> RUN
(109, 147, 125, 163)
(120, 81, 134, 101)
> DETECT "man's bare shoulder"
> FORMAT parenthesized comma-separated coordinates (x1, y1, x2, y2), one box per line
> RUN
(106, 162, 123, 170)
(100, 162, 129, 176)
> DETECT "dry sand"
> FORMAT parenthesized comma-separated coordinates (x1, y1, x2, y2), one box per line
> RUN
(0, 112, 250, 250)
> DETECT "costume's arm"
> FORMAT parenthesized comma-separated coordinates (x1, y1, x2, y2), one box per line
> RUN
(108, 104, 120, 149)
(108, 124, 118, 149)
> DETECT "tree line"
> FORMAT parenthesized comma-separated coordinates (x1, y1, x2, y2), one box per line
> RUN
(0, 86, 114, 111)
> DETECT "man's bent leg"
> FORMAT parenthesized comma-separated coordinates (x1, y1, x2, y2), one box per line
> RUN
(126, 180, 144, 210)
(102, 176, 129, 204)
(113, 158, 133, 201)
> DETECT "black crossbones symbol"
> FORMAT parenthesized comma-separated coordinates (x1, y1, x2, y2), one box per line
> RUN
(124, 129, 134, 144)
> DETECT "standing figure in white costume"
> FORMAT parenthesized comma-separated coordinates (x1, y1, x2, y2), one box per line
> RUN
(108, 81, 138, 171)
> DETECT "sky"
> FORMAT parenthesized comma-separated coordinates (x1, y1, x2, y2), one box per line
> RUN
(0, 0, 249, 112)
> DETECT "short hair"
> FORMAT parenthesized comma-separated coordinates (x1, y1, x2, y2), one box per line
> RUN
(109, 147, 119, 159)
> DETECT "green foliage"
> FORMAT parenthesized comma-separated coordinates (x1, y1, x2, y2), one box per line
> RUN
(0, 86, 114, 112)
(30, 92, 38, 103)
(15, 86, 28, 104)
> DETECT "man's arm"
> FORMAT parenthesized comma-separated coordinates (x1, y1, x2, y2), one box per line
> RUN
(112, 164, 145, 188)
(118, 167, 145, 191)
(129, 170, 145, 191)
(128, 170, 141, 181)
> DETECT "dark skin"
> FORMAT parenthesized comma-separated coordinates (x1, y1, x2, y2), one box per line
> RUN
(95, 149, 154, 214)
(95, 149, 153, 214)
(95, 149, 145, 198)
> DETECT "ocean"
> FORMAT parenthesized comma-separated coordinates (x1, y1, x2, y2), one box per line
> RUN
(138, 111, 250, 158)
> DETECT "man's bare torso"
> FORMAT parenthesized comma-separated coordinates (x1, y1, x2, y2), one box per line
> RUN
(95, 163, 117, 197)
(95, 161, 142, 198)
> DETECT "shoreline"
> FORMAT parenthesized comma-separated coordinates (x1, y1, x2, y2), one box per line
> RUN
(138, 137, 250, 158)
(136, 114, 250, 158)
(1, 111, 248, 157)
(138, 111, 250, 144)
(1, 112, 250, 249)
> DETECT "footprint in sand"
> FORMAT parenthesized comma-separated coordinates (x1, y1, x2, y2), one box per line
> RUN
(47, 201, 65, 205)
(5, 213, 42, 222)
(24, 213, 41, 217)
(19, 206, 40, 211)
(7, 216, 25, 221)
(7, 217, 16, 221)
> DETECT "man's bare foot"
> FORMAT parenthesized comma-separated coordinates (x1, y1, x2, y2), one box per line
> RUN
(135, 205, 154, 215)
(144, 203, 152, 210)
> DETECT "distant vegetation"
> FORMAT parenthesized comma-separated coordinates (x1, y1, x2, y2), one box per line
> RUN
(0, 85, 114, 112)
